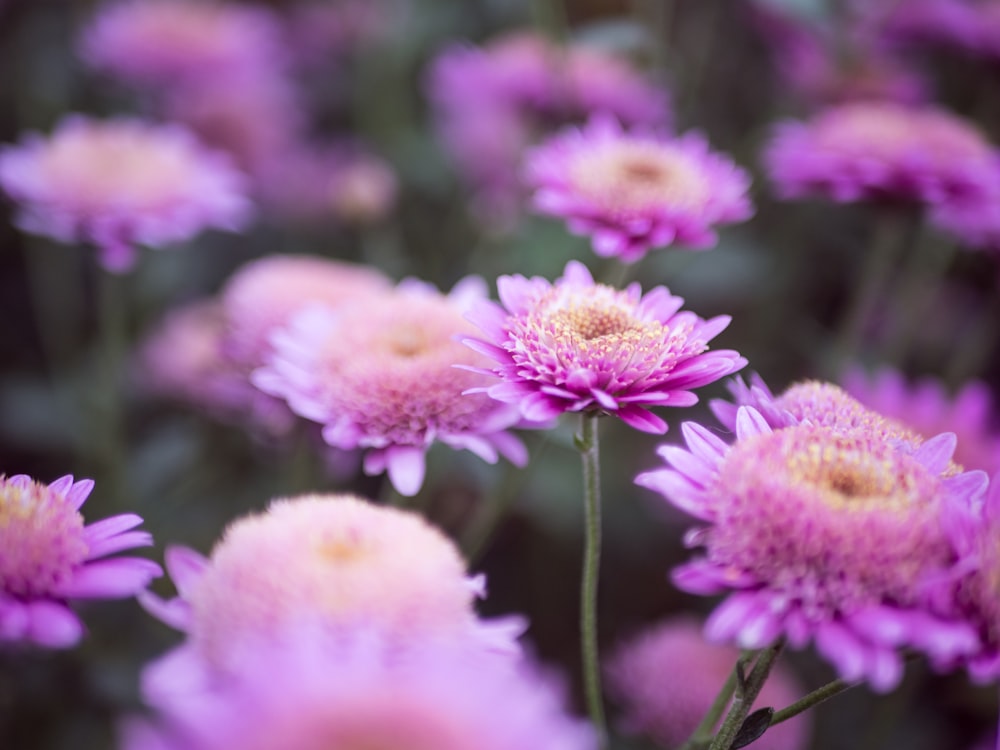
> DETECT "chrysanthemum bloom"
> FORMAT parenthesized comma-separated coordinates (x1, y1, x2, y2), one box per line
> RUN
(219, 254, 391, 371)
(843, 367, 1000, 475)
(526, 116, 753, 262)
(0, 116, 251, 272)
(80, 0, 284, 87)
(0, 474, 161, 648)
(126, 633, 593, 750)
(254, 277, 528, 496)
(138, 494, 523, 689)
(463, 260, 746, 433)
(606, 616, 810, 750)
(764, 101, 1000, 205)
(636, 408, 986, 690)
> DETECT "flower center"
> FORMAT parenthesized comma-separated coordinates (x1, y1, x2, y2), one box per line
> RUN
(0, 476, 89, 598)
(549, 302, 636, 340)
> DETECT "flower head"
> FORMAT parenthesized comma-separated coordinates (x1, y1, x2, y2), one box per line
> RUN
(0, 116, 250, 272)
(637, 409, 986, 690)
(764, 101, 1000, 205)
(139, 494, 522, 683)
(526, 116, 752, 262)
(254, 277, 528, 496)
(0, 474, 160, 648)
(464, 260, 746, 433)
(606, 616, 809, 750)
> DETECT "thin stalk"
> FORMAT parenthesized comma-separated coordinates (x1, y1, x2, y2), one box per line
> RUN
(770, 678, 854, 727)
(679, 654, 745, 750)
(707, 641, 784, 750)
(96, 265, 128, 508)
(577, 413, 608, 748)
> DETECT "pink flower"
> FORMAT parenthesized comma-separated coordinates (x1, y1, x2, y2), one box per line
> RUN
(0, 474, 161, 648)
(253, 277, 528, 496)
(0, 116, 251, 272)
(526, 116, 753, 262)
(764, 101, 1000, 205)
(606, 616, 810, 750)
(463, 260, 746, 433)
(637, 408, 987, 691)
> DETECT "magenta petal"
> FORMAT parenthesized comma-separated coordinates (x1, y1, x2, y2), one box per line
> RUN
(137, 590, 192, 632)
(705, 592, 762, 642)
(384, 445, 427, 497)
(617, 404, 667, 433)
(25, 601, 84, 648)
(52, 558, 162, 599)
(0, 598, 29, 640)
(83, 514, 143, 545)
(86, 530, 153, 559)
(815, 621, 868, 683)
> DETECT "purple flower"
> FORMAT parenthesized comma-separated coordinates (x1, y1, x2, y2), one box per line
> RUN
(0, 116, 251, 272)
(764, 101, 1000, 206)
(526, 116, 753, 262)
(253, 276, 529, 496)
(0, 474, 160, 648)
(637, 408, 987, 691)
(463, 260, 746, 434)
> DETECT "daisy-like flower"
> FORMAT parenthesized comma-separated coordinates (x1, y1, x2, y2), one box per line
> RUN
(606, 616, 810, 750)
(79, 0, 284, 88)
(637, 408, 987, 691)
(0, 474, 161, 648)
(526, 116, 753, 262)
(0, 116, 250, 272)
(125, 632, 594, 750)
(253, 276, 528, 496)
(463, 260, 746, 434)
(843, 367, 1000, 475)
(763, 101, 1000, 205)
(138, 494, 524, 690)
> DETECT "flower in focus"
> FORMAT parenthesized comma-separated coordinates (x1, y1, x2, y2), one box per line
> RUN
(254, 276, 528, 496)
(763, 101, 1000, 205)
(0, 474, 160, 648)
(125, 632, 593, 750)
(79, 0, 284, 88)
(463, 260, 746, 433)
(0, 116, 251, 272)
(843, 367, 1000, 475)
(637, 408, 986, 690)
(138, 494, 523, 686)
(606, 616, 810, 750)
(526, 115, 753, 262)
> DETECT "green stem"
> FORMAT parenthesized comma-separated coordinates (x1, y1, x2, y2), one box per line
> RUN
(707, 641, 784, 750)
(770, 678, 854, 727)
(577, 413, 608, 748)
(679, 653, 745, 750)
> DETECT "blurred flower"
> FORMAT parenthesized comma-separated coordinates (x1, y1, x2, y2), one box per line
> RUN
(0, 116, 250, 272)
(284, 0, 390, 67)
(126, 632, 593, 750)
(328, 152, 398, 225)
(526, 115, 753, 262)
(80, 0, 284, 88)
(463, 260, 746, 433)
(637, 408, 986, 691)
(139, 495, 523, 684)
(606, 616, 810, 750)
(843, 367, 1000, 475)
(254, 277, 528, 496)
(764, 102, 1000, 205)
(879, 0, 1000, 61)
(0, 474, 160, 648)
(929, 179, 1000, 252)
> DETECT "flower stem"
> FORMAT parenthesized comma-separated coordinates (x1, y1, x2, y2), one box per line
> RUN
(707, 641, 784, 750)
(577, 413, 608, 748)
(679, 652, 746, 750)
(97, 264, 128, 509)
(770, 677, 854, 727)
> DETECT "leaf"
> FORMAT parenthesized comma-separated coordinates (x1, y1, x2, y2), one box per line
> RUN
(733, 707, 775, 749)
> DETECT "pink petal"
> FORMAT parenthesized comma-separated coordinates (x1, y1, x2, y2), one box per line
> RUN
(383, 445, 427, 497)
(165, 546, 209, 599)
(86, 530, 153, 559)
(25, 601, 84, 648)
(52, 558, 162, 599)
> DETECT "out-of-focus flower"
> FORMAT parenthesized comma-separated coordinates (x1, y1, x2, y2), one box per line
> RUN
(525, 115, 753, 262)
(284, 0, 391, 67)
(138, 495, 523, 685)
(0, 474, 160, 648)
(254, 277, 528, 496)
(843, 368, 1000, 475)
(463, 260, 746, 434)
(929, 179, 1000, 253)
(879, 0, 1000, 61)
(637, 407, 986, 691)
(126, 632, 593, 750)
(80, 0, 284, 87)
(763, 102, 1000, 205)
(328, 153, 398, 225)
(606, 616, 810, 750)
(0, 116, 250, 272)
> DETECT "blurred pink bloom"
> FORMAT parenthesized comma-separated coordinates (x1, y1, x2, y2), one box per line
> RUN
(637, 407, 986, 691)
(284, 0, 391, 67)
(328, 152, 398, 225)
(764, 102, 1000, 205)
(929, 175, 1000, 252)
(0, 116, 250, 272)
(607, 616, 810, 750)
(880, 0, 1000, 60)
(254, 277, 529, 496)
(526, 115, 753, 262)
(0, 474, 160, 648)
(463, 260, 746, 433)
